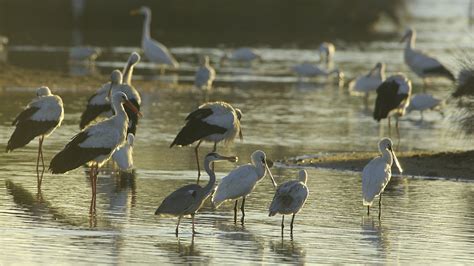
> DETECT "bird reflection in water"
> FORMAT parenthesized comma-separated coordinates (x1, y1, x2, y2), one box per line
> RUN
(154, 237, 209, 264)
(269, 238, 306, 265)
(361, 216, 390, 256)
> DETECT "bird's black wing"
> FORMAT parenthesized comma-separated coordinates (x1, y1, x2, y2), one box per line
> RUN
(124, 98, 140, 135)
(49, 131, 111, 174)
(373, 80, 400, 121)
(424, 65, 455, 82)
(79, 100, 111, 129)
(169, 119, 227, 147)
(185, 108, 213, 121)
(12, 106, 39, 126)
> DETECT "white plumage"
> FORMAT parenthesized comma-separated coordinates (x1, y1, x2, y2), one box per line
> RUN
(406, 93, 443, 120)
(221, 47, 261, 64)
(362, 138, 403, 219)
(28, 87, 64, 126)
(122, 52, 141, 85)
(212, 150, 276, 224)
(195, 55, 216, 91)
(401, 28, 455, 86)
(349, 62, 386, 96)
(112, 133, 135, 171)
(292, 62, 342, 79)
(131, 6, 179, 69)
(319, 42, 335, 64)
(268, 169, 309, 235)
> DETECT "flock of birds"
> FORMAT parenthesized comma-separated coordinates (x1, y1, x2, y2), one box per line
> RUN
(4, 6, 459, 236)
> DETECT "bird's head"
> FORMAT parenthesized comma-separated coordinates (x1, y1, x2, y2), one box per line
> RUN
(298, 169, 308, 184)
(252, 150, 277, 188)
(205, 152, 238, 163)
(130, 6, 151, 16)
(107, 70, 123, 100)
(112, 92, 142, 118)
(199, 55, 210, 66)
(36, 86, 52, 97)
(127, 133, 135, 146)
(378, 138, 403, 173)
(400, 27, 415, 43)
(129, 52, 141, 65)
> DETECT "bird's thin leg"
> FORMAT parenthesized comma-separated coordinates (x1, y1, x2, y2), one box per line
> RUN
(192, 214, 197, 235)
(195, 140, 203, 184)
(388, 116, 392, 138)
(175, 216, 181, 237)
(36, 137, 41, 187)
(211, 142, 217, 173)
(89, 164, 95, 215)
(378, 194, 382, 220)
(93, 164, 98, 211)
(396, 117, 401, 150)
(290, 214, 296, 237)
(39, 135, 45, 189)
(367, 206, 370, 216)
(234, 200, 238, 224)
(281, 215, 285, 236)
(240, 196, 246, 225)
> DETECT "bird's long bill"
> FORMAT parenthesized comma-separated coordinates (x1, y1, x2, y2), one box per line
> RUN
(265, 163, 277, 188)
(123, 100, 143, 118)
(391, 150, 403, 174)
(130, 9, 139, 16)
(400, 32, 409, 43)
(223, 155, 238, 163)
(368, 64, 378, 76)
(107, 84, 113, 100)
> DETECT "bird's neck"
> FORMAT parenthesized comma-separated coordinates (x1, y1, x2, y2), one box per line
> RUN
(381, 149, 393, 165)
(405, 34, 415, 50)
(203, 159, 217, 195)
(253, 160, 266, 180)
(142, 12, 151, 41)
(122, 62, 134, 85)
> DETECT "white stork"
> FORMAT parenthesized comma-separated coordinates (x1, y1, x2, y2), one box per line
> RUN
(221, 47, 262, 65)
(362, 138, 403, 219)
(112, 133, 135, 172)
(406, 93, 443, 121)
(195, 55, 216, 91)
(348, 62, 386, 101)
(211, 150, 277, 224)
(170, 101, 243, 183)
(131, 6, 179, 72)
(6, 86, 64, 189)
(401, 28, 455, 90)
(49, 92, 141, 214)
(269, 169, 309, 236)
(373, 74, 412, 138)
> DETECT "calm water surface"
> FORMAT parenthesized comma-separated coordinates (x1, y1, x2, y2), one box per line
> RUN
(1, 0, 474, 264)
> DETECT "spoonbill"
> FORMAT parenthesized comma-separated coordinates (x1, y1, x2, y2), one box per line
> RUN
(348, 62, 386, 101)
(195, 55, 216, 91)
(269, 169, 309, 236)
(131, 6, 179, 71)
(170, 102, 243, 183)
(221, 47, 262, 65)
(49, 92, 141, 214)
(401, 28, 455, 89)
(155, 152, 238, 236)
(319, 42, 335, 64)
(212, 150, 277, 224)
(406, 93, 443, 120)
(112, 133, 135, 172)
(362, 138, 403, 219)
(6, 86, 64, 189)
(374, 74, 412, 138)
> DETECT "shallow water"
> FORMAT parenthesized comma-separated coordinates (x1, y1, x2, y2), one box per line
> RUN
(1, 0, 474, 264)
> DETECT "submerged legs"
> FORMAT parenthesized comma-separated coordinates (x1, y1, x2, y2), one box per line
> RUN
(378, 193, 382, 220)
(234, 200, 238, 224)
(290, 214, 296, 236)
(89, 163, 98, 215)
(36, 135, 45, 190)
(194, 140, 203, 184)
(281, 215, 285, 236)
(176, 216, 182, 236)
(240, 197, 246, 225)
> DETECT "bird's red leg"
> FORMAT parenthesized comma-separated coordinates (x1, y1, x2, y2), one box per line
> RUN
(89, 164, 94, 215)
(36, 137, 41, 187)
(93, 163, 98, 212)
(38, 135, 45, 190)
(195, 140, 203, 184)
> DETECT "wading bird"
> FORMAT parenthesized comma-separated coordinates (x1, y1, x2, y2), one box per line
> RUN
(212, 150, 277, 224)
(170, 102, 243, 182)
(122, 52, 141, 86)
(401, 28, 455, 90)
(349, 62, 386, 102)
(374, 74, 412, 139)
(112, 133, 135, 172)
(221, 47, 262, 65)
(131, 6, 179, 72)
(6, 86, 64, 189)
(155, 152, 238, 236)
(406, 93, 443, 121)
(50, 92, 141, 214)
(319, 42, 335, 64)
(195, 55, 216, 91)
(292, 62, 343, 80)
(362, 138, 403, 220)
(269, 169, 309, 236)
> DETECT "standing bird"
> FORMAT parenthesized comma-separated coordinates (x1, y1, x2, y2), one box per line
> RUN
(155, 153, 238, 236)
(319, 42, 336, 65)
(6, 86, 64, 189)
(362, 138, 403, 219)
(401, 28, 455, 90)
(374, 74, 412, 139)
(406, 93, 443, 121)
(212, 150, 277, 224)
(112, 133, 135, 172)
(220, 47, 262, 65)
(49, 92, 141, 214)
(170, 102, 243, 182)
(122, 52, 141, 85)
(348, 62, 386, 103)
(269, 170, 309, 236)
(130, 6, 179, 72)
(195, 55, 216, 91)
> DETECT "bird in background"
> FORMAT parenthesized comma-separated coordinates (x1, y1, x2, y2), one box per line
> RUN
(131, 6, 179, 73)
(348, 62, 386, 105)
(319, 42, 336, 65)
(401, 27, 455, 90)
(269, 169, 309, 236)
(406, 93, 444, 121)
(212, 150, 277, 225)
(170, 101, 243, 183)
(195, 55, 216, 92)
(362, 138, 403, 220)
(6, 86, 64, 190)
(50, 90, 141, 215)
(373, 73, 412, 140)
(122, 52, 141, 86)
(220, 47, 262, 65)
(155, 152, 238, 236)
(112, 133, 135, 172)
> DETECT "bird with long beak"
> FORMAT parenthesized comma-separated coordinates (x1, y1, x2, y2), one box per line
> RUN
(362, 138, 403, 220)
(212, 150, 277, 224)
